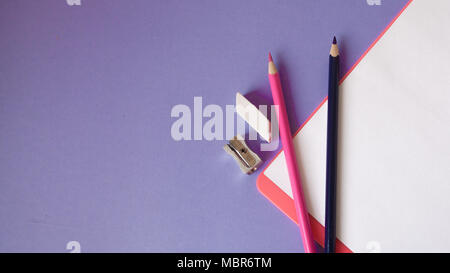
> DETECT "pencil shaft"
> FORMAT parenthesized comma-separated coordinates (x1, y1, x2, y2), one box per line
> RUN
(268, 58, 316, 253)
(325, 53, 339, 253)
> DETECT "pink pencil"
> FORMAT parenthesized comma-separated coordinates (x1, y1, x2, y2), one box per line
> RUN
(268, 53, 316, 253)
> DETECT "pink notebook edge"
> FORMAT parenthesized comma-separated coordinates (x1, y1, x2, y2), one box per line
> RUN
(256, 0, 414, 253)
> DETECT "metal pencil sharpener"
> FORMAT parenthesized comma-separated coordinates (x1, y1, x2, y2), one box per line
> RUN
(224, 136, 262, 175)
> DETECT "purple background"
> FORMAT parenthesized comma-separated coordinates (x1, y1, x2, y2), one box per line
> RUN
(0, 0, 409, 252)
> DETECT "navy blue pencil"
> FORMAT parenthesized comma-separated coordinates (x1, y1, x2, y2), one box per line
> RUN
(325, 36, 340, 253)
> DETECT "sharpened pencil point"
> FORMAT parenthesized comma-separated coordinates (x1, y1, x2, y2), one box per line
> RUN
(268, 53, 277, 74)
(330, 37, 339, 57)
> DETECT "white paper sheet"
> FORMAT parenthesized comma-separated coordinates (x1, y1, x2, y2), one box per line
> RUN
(264, 0, 450, 252)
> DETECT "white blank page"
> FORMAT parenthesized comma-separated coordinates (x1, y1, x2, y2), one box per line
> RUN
(264, 0, 450, 252)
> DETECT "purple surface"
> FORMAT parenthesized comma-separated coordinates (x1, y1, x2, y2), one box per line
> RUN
(0, 0, 409, 252)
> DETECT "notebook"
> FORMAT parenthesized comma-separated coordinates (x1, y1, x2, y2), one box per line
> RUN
(257, 0, 450, 253)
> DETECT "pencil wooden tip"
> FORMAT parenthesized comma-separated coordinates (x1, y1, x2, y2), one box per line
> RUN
(330, 38, 339, 57)
(268, 54, 277, 74)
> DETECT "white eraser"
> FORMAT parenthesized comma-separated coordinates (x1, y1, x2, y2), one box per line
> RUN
(236, 92, 271, 142)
